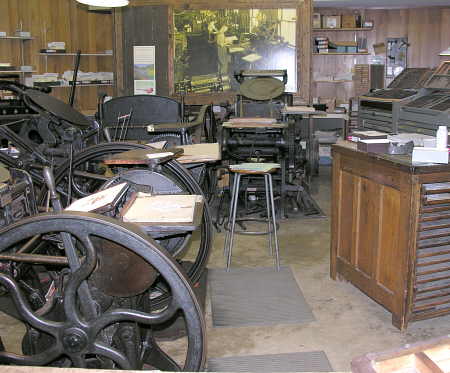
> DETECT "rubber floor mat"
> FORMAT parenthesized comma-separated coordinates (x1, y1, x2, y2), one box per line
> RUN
(209, 266, 315, 327)
(207, 351, 333, 372)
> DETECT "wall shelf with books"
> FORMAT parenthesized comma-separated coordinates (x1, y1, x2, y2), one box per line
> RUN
(313, 52, 369, 56)
(313, 27, 373, 32)
(0, 36, 34, 40)
(38, 53, 113, 56)
(0, 35, 35, 84)
(0, 70, 36, 74)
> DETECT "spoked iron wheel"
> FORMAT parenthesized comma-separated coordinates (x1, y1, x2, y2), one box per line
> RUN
(0, 212, 206, 371)
(37, 142, 212, 307)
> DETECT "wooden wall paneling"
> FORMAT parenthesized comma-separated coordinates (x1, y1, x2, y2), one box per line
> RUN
(167, 6, 174, 96)
(118, 0, 312, 103)
(0, 1, 14, 68)
(130, 0, 303, 8)
(113, 9, 125, 97)
(0, 0, 114, 113)
(298, 0, 312, 103)
(440, 8, 450, 61)
(122, 5, 170, 97)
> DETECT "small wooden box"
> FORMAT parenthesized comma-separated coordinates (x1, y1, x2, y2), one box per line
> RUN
(322, 15, 341, 29)
(342, 14, 357, 28)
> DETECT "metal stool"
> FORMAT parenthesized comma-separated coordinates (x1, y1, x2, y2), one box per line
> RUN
(224, 163, 281, 271)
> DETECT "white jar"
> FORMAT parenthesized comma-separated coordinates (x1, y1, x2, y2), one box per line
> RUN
(436, 125, 448, 149)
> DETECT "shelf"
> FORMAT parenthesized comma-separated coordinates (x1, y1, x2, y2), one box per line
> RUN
(314, 80, 353, 83)
(0, 36, 34, 40)
(313, 27, 373, 32)
(313, 52, 370, 55)
(39, 53, 113, 56)
(0, 70, 36, 74)
(43, 83, 114, 88)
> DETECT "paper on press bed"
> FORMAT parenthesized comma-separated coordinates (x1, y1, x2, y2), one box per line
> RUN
(65, 183, 128, 212)
(122, 193, 203, 223)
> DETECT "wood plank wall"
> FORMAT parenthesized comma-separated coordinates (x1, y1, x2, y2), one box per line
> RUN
(121, 6, 170, 96)
(116, 0, 312, 104)
(0, 0, 114, 113)
(313, 6, 450, 104)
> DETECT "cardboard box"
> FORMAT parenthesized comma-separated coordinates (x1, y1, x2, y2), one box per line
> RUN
(322, 15, 341, 29)
(342, 15, 356, 28)
(319, 97, 336, 112)
(357, 139, 390, 153)
(14, 31, 30, 38)
(412, 147, 449, 164)
(373, 42, 385, 55)
(352, 130, 388, 140)
(313, 13, 322, 29)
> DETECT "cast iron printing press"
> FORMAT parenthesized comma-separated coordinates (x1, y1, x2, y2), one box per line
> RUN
(0, 83, 211, 371)
(220, 69, 323, 219)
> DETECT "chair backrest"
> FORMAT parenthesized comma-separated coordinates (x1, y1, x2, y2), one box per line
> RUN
(101, 95, 181, 125)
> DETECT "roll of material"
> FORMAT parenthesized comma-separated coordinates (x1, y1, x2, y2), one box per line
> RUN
(436, 125, 448, 149)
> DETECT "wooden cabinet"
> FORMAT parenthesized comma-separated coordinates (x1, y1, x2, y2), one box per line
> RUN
(331, 142, 450, 329)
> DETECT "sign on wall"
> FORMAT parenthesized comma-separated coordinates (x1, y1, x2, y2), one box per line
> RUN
(133, 46, 156, 95)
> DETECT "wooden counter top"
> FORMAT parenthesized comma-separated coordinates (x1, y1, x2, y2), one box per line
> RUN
(332, 140, 450, 175)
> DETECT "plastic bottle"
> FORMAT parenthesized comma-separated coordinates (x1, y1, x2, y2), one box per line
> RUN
(436, 125, 448, 149)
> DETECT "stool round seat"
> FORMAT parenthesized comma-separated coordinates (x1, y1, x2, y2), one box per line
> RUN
(229, 163, 280, 175)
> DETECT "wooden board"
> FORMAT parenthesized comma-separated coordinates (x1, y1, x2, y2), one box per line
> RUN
(352, 335, 450, 373)
(102, 148, 182, 165)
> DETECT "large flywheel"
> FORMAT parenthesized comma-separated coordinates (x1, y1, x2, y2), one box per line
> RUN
(37, 142, 212, 307)
(0, 212, 206, 371)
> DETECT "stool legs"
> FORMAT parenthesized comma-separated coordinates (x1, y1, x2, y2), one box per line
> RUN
(224, 172, 280, 271)
(223, 174, 236, 256)
(268, 174, 280, 271)
(264, 174, 273, 257)
(225, 173, 241, 271)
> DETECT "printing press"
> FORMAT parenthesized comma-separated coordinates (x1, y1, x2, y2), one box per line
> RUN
(397, 61, 450, 135)
(0, 81, 98, 186)
(0, 84, 213, 370)
(221, 70, 322, 218)
(358, 68, 433, 133)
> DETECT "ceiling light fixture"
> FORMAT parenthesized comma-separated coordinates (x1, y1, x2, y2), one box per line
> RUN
(76, 0, 129, 7)
(440, 47, 450, 56)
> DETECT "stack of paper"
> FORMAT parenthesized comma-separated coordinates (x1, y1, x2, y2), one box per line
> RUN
(66, 183, 127, 212)
(122, 194, 203, 223)
(282, 106, 317, 113)
(229, 117, 276, 124)
(176, 143, 221, 163)
(229, 163, 281, 173)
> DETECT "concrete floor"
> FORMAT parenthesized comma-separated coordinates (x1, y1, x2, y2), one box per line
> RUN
(203, 166, 450, 371)
(2, 165, 450, 371)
